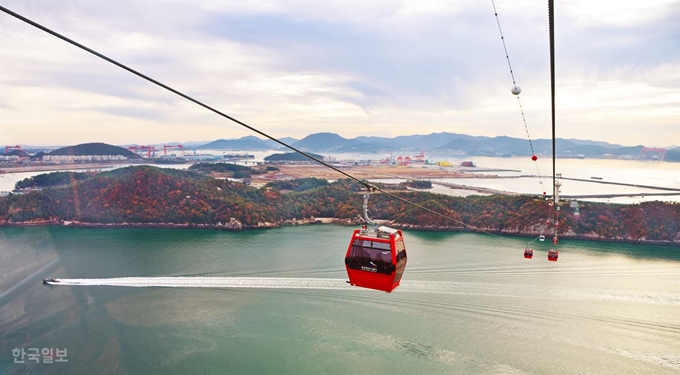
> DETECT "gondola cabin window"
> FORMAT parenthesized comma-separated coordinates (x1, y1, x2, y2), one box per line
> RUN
(395, 238, 406, 262)
(347, 239, 395, 274)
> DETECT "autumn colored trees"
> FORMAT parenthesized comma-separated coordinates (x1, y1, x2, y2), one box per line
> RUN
(15, 171, 93, 189)
(1, 166, 678, 243)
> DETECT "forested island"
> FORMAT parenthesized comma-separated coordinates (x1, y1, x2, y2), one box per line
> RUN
(1, 166, 678, 244)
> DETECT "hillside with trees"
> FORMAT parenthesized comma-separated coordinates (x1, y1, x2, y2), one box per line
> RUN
(1, 166, 678, 243)
(264, 152, 324, 162)
(48, 142, 142, 158)
(7, 150, 29, 157)
(197, 136, 298, 150)
(197, 136, 272, 150)
(291, 133, 389, 152)
(15, 171, 94, 189)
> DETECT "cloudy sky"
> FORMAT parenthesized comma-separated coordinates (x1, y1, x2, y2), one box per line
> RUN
(0, 0, 678, 147)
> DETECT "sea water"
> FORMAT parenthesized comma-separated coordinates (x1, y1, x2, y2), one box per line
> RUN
(1, 225, 679, 374)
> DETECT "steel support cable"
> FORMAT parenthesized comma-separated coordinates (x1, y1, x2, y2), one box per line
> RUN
(1, 5, 501, 236)
(491, 0, 545, 191)
(491, 0, 517, 87)
(548, 0, 556, 201)
(548, 0, 559, 247)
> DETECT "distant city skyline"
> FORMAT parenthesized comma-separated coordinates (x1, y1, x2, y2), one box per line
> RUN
(1, 0, 678, 147)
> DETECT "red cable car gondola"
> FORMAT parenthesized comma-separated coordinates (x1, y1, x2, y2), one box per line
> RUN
(345, 225, 407, 293)
(548, 249, 558, 261)
(524, 248, 533, 259)
(344, 188, 407, 293)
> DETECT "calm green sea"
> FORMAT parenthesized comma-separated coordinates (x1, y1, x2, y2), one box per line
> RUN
(1, 225, 679, 374)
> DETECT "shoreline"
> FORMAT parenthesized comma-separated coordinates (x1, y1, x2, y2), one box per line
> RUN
(4, 162, 678, 201)
(0, 162, 128, 174)
(0, 162, 509, 178)
(2, 218, 677, 247)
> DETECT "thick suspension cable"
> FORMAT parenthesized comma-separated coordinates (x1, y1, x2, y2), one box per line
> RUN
(491, 0, 545, 192)
(0, 5, 498, 236)
(548, 0, 559, 244)
(549, 0, 556, 200)
(491, 0, 517, 87)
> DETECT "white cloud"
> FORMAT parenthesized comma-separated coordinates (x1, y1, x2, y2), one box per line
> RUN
(0, 0, 678, 147)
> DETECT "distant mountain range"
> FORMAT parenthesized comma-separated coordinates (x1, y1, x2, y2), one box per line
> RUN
(194, 132, 678, 161)
(11, 134, 678, 161)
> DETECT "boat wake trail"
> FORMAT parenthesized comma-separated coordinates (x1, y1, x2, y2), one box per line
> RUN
(47, 277, 680, 305)
(49, 277, 351, 290)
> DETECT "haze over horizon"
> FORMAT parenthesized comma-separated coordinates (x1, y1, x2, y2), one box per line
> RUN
(1, 0, 678, 148)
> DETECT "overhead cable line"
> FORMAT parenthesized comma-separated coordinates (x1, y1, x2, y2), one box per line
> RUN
(0, 5, 497, 235)
(491, 0, 545, 193)
(548, 0, 557, 199)
(548, 0, 559, 246)
(492, 0, 556, 250)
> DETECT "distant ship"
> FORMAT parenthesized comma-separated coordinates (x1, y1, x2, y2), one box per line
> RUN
(555, 154, 585, 159)
(223, 153, 255, 160)
(154, 158, 188, 164)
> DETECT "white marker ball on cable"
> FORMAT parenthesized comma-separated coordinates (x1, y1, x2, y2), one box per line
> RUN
(511, 85, 522, 95)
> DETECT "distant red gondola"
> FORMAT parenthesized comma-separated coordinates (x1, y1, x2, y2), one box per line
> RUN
(345, 225, 407, 293)
(524, 248, 533, 259)
(548, 249, 558, 261)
